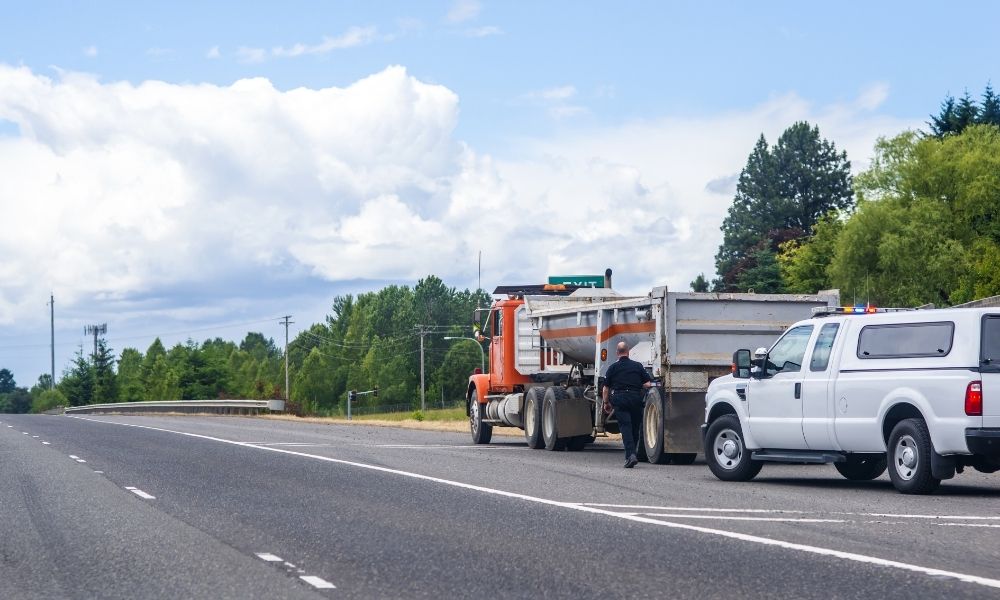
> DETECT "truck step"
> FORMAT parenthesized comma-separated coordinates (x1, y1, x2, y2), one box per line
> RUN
(751, 450, 845, 464)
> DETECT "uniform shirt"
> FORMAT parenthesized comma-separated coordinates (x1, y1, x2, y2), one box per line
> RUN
(604, 355, 652, 397)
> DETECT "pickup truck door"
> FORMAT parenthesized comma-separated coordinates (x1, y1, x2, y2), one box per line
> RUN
(746, 324, 814, 450)
(802, 322, 841, 450)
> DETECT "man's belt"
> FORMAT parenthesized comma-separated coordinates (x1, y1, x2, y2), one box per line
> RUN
(612, 387, 641, 393)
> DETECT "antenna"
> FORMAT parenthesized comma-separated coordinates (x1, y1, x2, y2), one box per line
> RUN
(83, 323, 107, 362)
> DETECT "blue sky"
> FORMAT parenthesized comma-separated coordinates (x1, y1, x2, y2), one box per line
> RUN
(0, 0, 997, 385)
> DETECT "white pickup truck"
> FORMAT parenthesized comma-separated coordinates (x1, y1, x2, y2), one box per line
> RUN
(702, 305, 1000, 494)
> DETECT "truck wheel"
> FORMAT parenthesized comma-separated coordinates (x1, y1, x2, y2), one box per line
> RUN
(523, 388, 545, 449)
(887, 419, 940, 494)
(469, 393, 492, 445)
(543, 388, 568, 451)
(705, 415, 762, 482)
(642, 387, 670, 464)
(835, 454, 886, 481)
(670, 453, 697, 465)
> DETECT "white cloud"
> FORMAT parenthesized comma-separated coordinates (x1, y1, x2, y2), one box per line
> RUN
(0, 65, 918, 341)
(523, 85, 588, 119)
(206, 46, 221, 59)
(447, 0, 481, 23)
(83, 46, 98, 57)
(272, 26, 379, 57)
(528, 85, 576, 101)
(464, 25, 502, 38)
(856, 82, 890, 111)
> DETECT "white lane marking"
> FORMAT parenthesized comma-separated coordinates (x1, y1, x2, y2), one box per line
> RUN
(249, 442, 333, 447)
(76, 459, 87, 463)
(585, 503, 811, 514)
(124, 486, 156, 500)
(588, 503, 1000, 522)
(42, 442, 50, 445)
(32, 435, 38, 438)
(637, 513, 846, 523)
(6, 425, 13, 427)
(94, 471, 104, 474)
(372, 443, 516, 449)
(256, 553, 283, 562)
(299, 575, 336, 589)
(69, 455, 79, 459)
(68, 415, 1000, 591)
(938, 523, 1000, 529)
(22, 432, 29, 434)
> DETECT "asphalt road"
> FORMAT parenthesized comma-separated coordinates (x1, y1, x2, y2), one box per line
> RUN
(2, 414, 999, 599)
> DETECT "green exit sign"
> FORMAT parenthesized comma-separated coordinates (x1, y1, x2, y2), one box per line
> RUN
(548, 275, 605, 288)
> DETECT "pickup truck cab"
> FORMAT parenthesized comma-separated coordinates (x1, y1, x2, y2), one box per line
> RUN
(702, 306, 1000, 494)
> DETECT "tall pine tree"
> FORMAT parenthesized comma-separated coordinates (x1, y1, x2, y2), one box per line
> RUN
(714, 122, 852, 291)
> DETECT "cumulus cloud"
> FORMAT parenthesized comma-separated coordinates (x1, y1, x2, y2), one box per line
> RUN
(0, 67, 917, 345)
(206, 46, 221, 59)
(83, 46, 98, 57)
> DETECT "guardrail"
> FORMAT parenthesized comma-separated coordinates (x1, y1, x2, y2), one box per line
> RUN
(64, 399, 285, 415)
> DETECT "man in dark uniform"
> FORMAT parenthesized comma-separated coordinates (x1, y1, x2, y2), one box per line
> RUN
(602, 341, 652, 468)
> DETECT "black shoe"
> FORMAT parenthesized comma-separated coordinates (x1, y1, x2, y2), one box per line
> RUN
(624, 455, 638, 468)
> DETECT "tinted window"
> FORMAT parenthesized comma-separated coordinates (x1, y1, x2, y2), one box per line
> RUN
(810, 323, 840, 371)
(982, 316, 1000, 370)
(857, 322, 954, 359)
(766, 325, 814, 375)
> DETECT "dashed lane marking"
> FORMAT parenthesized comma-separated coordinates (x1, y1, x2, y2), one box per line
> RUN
(124, 486, 156, 500)
(69, 455, 79, 459)
(42, 442, 50, 445)
(31, 435, 38, 438)
(300, 575, 336, 589)
(70, 415, 1000, 592)
(256, 553, 283, 562)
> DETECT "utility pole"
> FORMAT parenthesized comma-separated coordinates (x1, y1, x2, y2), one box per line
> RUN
(280, 315, 293, 400)
(415, 325, 428, 411)
(48, 294, 55, 389)
(84, 323, 107, 362)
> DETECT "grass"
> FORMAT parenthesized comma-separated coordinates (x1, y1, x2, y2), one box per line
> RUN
(352, 406, 467, 422)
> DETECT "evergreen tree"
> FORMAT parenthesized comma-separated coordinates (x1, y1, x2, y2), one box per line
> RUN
(0, 368, 15, 394)
(979, 84, 1000, 127)
(59, 349, 94, 406)
(714, 122, 852, 291)
(955, 90, 980, 132)
(93, 339, 118, 403)
(929, 95, 958, 137)
(117, 348, 145, 402)
(690, 273, 709, 292)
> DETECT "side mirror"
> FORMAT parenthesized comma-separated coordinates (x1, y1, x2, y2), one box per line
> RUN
(732, 349, 752, 379)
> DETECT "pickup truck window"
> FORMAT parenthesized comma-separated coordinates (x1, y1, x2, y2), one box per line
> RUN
(766, 325, 813, 376)
(809, 323, 840, 371)
(857, 322, 954, 359)
(982, 316, 1000, 371)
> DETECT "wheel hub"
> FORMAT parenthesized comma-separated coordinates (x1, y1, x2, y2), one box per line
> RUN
(722, 439, 738, 459)
(900, 446, 916, 469)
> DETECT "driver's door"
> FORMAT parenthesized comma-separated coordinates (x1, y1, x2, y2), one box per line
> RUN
(746, 324, 814, 449)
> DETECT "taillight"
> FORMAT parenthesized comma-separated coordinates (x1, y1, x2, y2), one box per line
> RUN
(731, 363, 737, 374)
(966, 381, 983, 416)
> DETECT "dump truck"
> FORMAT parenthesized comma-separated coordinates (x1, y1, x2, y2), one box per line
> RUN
(465, 269, 839, 463)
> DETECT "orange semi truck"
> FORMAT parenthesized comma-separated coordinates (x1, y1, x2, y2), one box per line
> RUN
(465, 270, 839, 463)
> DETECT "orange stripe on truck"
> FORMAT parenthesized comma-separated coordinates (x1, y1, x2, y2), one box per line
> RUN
(540, 321, 654, 343)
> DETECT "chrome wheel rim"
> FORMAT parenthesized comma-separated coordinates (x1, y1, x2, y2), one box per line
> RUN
(644, 401, 660, 450)
(525, 397, 536, 435)
(713, 428, 743, 470)
(894, 434, 919, 481)
(543, 400, 554, 439)
(470, 399, 480, 435)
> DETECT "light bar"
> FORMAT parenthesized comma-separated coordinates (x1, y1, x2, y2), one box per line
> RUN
(812, 305, 920, 316)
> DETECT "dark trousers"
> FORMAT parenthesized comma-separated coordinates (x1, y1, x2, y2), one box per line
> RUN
(612, 393, 644, 459)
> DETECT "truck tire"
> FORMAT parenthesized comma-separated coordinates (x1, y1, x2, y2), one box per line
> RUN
(523, 387, 545, 449)
(469, 391, 492, 445)
(705, 414, 762, 482)
(542, 388, 568, 451)
(834, 453, 886, 481)
(642, 387, 671, 464)
(887, 419, 940, 494)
